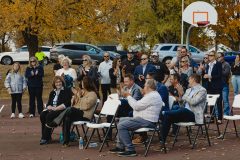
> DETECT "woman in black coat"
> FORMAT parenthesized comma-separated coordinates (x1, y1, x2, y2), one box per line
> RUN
(204, 51, 223, 123)
(39, 76, 72, 145)
(25, 57, 44, 117)
(109, 57, 124, 93)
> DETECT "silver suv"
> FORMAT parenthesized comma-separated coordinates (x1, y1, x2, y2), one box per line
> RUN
(151, 43, 205, 63)
(50, 43, 120, 64)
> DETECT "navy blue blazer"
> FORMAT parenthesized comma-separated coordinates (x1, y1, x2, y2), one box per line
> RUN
(134, 63, 156, 88)
(156, 82, 169, 111)
(206, 61, 222, 91)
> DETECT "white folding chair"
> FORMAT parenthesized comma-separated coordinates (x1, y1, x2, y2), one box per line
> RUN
(173, 97, 211, 149)
(85, 96, 121, 152)
(131, 97, 176, 156)
(206, 94, 221, 135)
(222, 94, 240, 139)
(71, 99, 100, 141)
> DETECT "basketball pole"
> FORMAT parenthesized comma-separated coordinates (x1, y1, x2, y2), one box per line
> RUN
(181, 0, 184, 45)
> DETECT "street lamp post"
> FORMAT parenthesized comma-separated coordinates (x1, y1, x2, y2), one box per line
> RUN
(181, 0, 184, 45)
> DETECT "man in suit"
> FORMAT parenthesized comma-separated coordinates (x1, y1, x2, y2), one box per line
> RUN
(161, 74, 207, 143)
(117, 74, 142, 117)
(204, 51, 223, 123)
(134, 54, 156, 88)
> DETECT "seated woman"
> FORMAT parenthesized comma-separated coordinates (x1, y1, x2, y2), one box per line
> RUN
(62, 76, 98, 146)
(40, 76, 72, 145)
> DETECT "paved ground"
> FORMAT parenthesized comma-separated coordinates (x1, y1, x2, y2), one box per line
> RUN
(1, 98, 240, 160)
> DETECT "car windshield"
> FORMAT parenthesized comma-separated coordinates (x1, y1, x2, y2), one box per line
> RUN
(152, 45, 159, 50)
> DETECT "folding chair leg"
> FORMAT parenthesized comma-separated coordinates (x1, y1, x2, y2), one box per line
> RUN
(172, 126, 180, 148)
(216, 121, 221, 136)
(204, 123, 211, 146)
(75, 125, 81, 138)
(81, 125, 88, 141)
(99, 128, 111, 152)
(144, 130, 155, 157)
(222, 120, 229, 140)
(96, 129, 102, 142)
(186, 127, 192, 145)
(85, 128, 96, 149)
(192, 126, 200, 149)
(233, 120, 238, 137)
(200, 126, 204, 135)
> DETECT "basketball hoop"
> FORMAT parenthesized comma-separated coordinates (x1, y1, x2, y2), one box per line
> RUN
(197, 21, 210, 27)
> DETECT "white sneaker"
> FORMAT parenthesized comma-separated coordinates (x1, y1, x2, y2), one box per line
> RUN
(29, 114, 34, 118)
(18, 113, 25, 118)
(10, 113, 15, 119)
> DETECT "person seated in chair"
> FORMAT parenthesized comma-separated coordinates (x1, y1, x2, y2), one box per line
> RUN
(62, 77, 98, 147)
(40, 76, 72, 145)
(109, 79, 163, 157)
(117, 73, 142, 118)
(161, 74, 207, 143)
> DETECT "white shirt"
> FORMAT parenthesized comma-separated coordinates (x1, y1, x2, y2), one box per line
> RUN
(98, 60, 112, 84)
(142, 64, 147, 74)
(207, 60, 216, 77)
(56, 68, 77, 81)
(127, 91, 163, 122)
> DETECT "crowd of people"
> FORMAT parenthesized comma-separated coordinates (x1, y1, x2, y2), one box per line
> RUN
(2, 45, 240, 157)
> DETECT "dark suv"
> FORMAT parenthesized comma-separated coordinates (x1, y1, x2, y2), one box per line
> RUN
(50, 43, 120, 64)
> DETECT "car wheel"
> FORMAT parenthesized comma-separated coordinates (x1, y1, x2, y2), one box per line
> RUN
(1, 56, 13, 65)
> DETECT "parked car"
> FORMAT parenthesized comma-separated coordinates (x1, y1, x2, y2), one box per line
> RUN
(0, 46, 51, 65)
(97, 45, 129, 60)
(223, 51, 240, 65)
(151, 43, 205, 63)
(50, 43, 120, 64)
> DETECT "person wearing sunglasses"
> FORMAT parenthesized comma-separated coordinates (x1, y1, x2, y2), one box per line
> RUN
(197, 54, 209, 89)
(25, 56, 44, 117)
(98, 52, 112, 103)
(76, 55, 99, 91)
(150, 52, 170, 84)
(217, 52, 231, 116)
(204, 51, 223, 124)
(133, 54, 156, 88)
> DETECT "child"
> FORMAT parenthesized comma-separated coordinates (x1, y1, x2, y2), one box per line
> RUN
(4, 62, 27, 118)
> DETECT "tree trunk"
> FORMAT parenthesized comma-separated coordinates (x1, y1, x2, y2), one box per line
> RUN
(22, 28, 38, 58)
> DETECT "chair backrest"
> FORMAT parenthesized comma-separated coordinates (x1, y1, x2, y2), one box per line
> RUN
(100, 95, 121, 116)
(89, 99, 100, 121)
(207, 94, 220, 106)
(232, 94, 240, 108)
(168, 96, 176, 110)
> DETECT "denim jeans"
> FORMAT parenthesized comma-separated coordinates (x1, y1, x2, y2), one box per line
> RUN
(231, 75, 240, 96)
(162, 108, 195, 143)
(116, 117, 155, 151)
(222, 83, 230, 115)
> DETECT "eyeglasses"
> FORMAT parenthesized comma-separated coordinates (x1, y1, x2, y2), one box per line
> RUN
(104, 56, 109, 58)
(181, 61, 187, 63)
(208, 54, 215, 57)
(82, 59, 88, 61)
(204, 57, 208, 59)
(118, 61, 121, 63)
(30, 61, 36, 63)
(165, 62, 170, 65)
(141, 58, 147, 61)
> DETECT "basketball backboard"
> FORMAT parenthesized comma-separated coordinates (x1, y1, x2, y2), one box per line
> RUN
(183, 1, 218, 27)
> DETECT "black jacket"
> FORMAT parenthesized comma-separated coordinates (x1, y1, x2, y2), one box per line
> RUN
(206, 61, 222, 91)
(25, 66, 44, 87)
(47, 88, 72, 108)
(109, 68, 123, 88)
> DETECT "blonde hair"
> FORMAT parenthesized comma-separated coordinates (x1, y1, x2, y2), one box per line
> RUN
(10, 62, 22, 75)
(29, 56, 39, 67)
(82, 55, 92, 65)
(61, 56, 72, 66)
(58, 54, 65, 63)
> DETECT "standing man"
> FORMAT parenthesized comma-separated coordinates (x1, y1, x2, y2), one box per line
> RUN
(217, 52, 231, 116)
(134, 54, 156, 88)
(170, 46, 182, 69)
(35, 47, 46, 67)
(150, 52, 169, 83)
(122, 51, 139, 75)
(98, 52, 112, 103)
